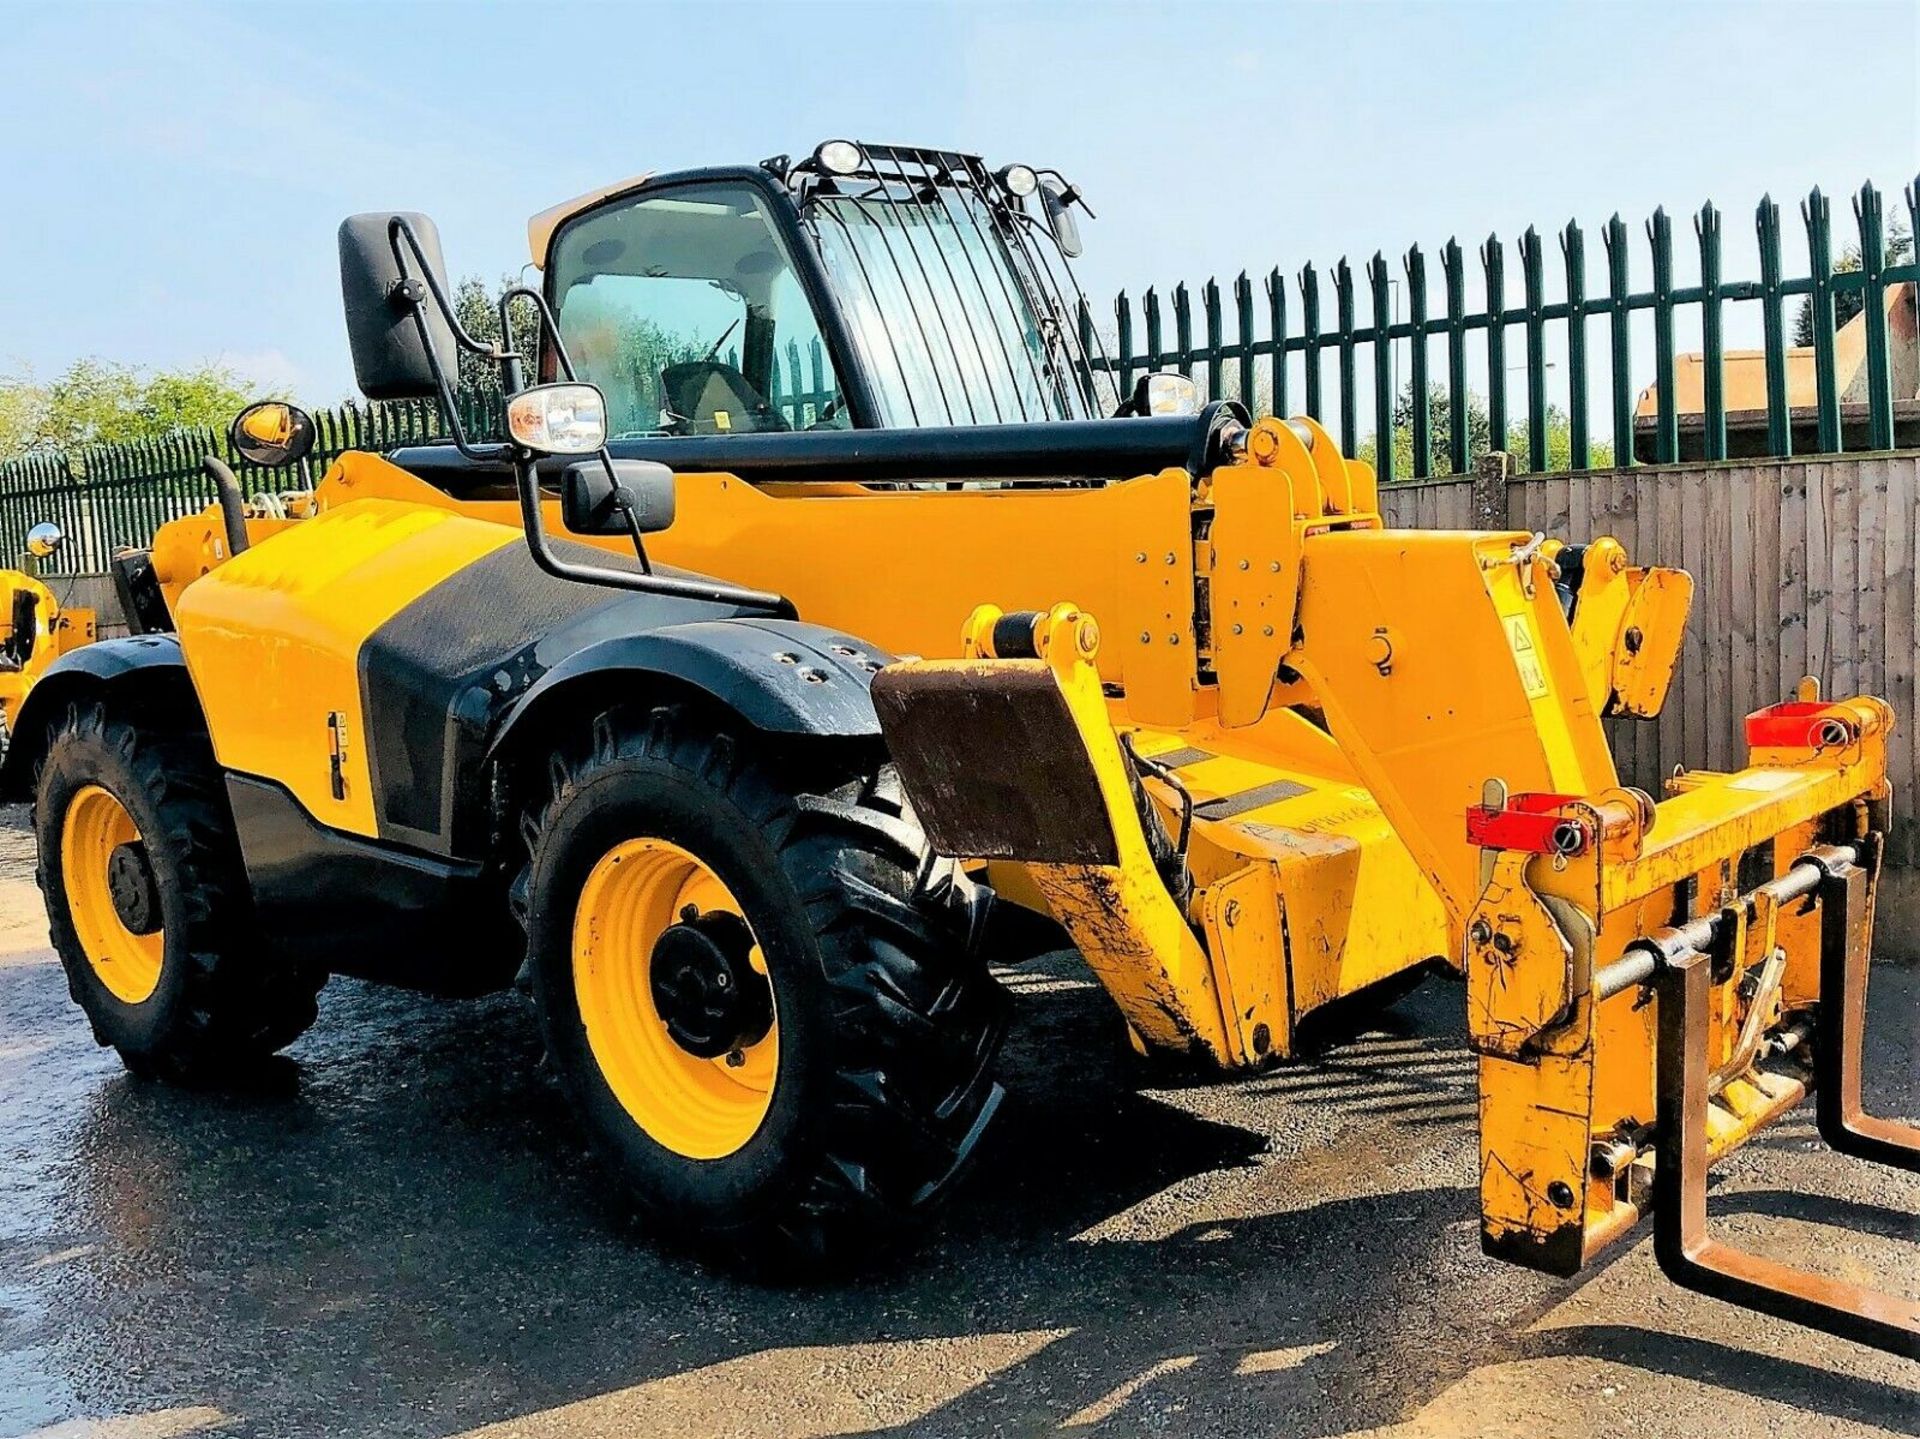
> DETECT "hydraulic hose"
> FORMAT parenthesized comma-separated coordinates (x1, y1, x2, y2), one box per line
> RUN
(203, 457, 250, 556)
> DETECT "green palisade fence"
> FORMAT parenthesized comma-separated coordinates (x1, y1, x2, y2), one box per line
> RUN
(0, 390, 503, 575)
(0, 334, 845, 576)
(1090, 177, 1920, 483)
(3, 180, 1916, 568)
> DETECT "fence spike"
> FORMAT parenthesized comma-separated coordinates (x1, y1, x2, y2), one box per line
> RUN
(1519, 226, 1548, 472)
(1853, 182, 1895, 449)
(1172, 282, 1194, 380)
(1366, 251, 1394, 483)
(1404, 242, 1432, 477)
(1802, 186, 1842, 452)
(1441, 237, 1469, 475)
(1646, 206, 1678, 463)
(1266, 265, 1288, 417)
(1201, 276, 1223, 400)
(1332, 258, 1358, 453)
(1481, 232, 1509, 461)
(1696, 201, 1727, 460)
(1755, 193, 1791, 458)
(1560, 218, 1591, 470)
(1298, 262, 1323, 421)
(1602, 214, 1635, 464)
(1233, 270, 1255, 412)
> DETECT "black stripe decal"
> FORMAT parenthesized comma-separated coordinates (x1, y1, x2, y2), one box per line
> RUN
(1143, 745, 1215, 770)
(1195, 778, 1313, 821)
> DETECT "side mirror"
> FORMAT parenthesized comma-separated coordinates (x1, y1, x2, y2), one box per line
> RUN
(562, 459, 677, 537)
(25, 522, 63, 559)
(1039, 177, 1084, 259)
(338, 211, 459, 400)
(230, 401, 316, 469)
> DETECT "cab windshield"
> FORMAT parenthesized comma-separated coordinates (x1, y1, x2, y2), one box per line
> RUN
(548, 184, 849, 438)
(807, 183, 1098, 426)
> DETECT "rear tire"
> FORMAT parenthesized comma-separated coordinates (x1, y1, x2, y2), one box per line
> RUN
(37, 698, 324, 1079)
(519, 702, 1007, 1271)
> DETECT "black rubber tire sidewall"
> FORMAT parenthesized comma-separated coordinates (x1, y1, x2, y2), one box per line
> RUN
(39, 724, 205, 1060)
(528, 752, 834, 1231)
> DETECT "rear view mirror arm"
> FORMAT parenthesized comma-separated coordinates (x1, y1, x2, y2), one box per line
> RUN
(511, 462, 793, 616)
(383, 221, 794, 617)
(387, 216, 518, 466)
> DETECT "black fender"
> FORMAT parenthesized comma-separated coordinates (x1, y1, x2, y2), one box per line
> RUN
(490, 617, 891, 761)
(0, 634, 201, 800)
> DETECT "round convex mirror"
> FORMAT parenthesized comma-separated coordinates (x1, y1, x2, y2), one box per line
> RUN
(229, 401, 317, 469)
(25, 521, 63, 558)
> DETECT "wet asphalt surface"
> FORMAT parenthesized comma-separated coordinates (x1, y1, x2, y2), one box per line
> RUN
(0, 807, 1915, 1438)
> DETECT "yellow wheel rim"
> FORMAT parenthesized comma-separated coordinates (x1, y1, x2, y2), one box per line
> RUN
(571, 838, 778, 1160)
(61, 784, 164, 1005)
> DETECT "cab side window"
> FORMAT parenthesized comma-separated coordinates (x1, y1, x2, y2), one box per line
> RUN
(548, 183, 849, 437)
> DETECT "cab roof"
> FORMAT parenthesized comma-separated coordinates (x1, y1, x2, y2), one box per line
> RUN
(526, 172, 654, 270)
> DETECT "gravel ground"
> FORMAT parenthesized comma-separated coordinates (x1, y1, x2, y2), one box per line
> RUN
(0, 803, 1914, 1438)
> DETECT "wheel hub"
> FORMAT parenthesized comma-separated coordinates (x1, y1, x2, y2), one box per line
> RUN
(105, 840, 160, 935)
(648, 907, 773, 1059)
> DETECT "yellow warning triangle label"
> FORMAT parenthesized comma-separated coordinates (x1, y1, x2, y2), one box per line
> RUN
(1504, 614, 1549, 698)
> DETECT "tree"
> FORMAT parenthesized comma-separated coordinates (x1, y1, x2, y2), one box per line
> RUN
(0, 358, 267, 460)
(1359, 381, 1614, 478)
(0, 371, 48, 459)
(1793, 214, 1913, 346)
(452, 274, 546, 400)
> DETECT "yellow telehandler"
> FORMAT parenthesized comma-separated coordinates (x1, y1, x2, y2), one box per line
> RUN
(0, 530, 97, 742)
(9, 141, 1911, 1351)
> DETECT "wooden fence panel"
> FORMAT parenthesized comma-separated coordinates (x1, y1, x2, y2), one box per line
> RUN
(1382, 451, 1920, 864)
(1379, 477, 1473, 529)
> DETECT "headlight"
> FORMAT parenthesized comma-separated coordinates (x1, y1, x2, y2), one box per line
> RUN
(1138, 373, 1200, 417)
(815, 140, 865, 176)
(997, 163, 1039, 199)
(507, 383, 608, 455)
(1114, 373, 1200, 418)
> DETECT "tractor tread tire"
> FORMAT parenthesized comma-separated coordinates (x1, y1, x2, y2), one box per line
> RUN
(520, 702, 1007, 1273)
(37, 698, 323, 1079)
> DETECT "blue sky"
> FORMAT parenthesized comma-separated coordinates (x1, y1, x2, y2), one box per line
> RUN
(1, 0, 1915, 434)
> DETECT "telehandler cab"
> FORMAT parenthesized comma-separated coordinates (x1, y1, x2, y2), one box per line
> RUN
(11, 141, 1913, 1350)
(0, 530, 98, 738)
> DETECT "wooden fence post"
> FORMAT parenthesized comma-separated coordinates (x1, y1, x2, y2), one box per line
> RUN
(1473, 450, 1512, 529)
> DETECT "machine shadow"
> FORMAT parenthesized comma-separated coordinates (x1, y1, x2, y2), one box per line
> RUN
(37, 954, 1916, 1439)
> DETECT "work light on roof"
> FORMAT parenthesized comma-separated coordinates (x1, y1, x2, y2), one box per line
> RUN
(997, 164, 1039, 199)
(815, 140, 865, 176)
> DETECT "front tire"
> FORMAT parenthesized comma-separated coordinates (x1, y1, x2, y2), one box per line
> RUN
(520, 703, 1007, 1269)
(37, 699, 324, 1079)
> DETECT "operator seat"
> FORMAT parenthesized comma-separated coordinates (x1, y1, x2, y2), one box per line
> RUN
(660, 361, 788, 434)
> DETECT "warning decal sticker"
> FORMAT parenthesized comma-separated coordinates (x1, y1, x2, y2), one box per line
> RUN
(1504, 614, 1550, 699)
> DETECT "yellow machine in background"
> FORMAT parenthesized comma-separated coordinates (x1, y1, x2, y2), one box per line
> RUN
(0, 561, 97, 736)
